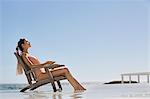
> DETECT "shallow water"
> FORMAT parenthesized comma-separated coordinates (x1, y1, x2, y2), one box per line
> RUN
(0, 82, 150, 99)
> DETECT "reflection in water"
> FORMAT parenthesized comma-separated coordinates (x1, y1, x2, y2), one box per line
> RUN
(24, 91, 50, 99)
(70, 92, 84, 99)
(52, 91, 84, 99)
(25, 91, 84, 99)
(52, 93, 62, 99)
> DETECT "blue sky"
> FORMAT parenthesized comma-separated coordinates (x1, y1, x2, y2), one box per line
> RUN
(0, 0, 150, 83)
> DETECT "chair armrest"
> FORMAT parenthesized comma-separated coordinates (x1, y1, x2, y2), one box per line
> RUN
(30, 64, 65, 71)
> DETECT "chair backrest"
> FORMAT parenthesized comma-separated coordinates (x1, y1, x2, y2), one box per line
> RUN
(14, 52, 36, 85)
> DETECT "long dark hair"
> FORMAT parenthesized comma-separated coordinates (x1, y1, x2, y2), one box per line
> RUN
(16, 38, 26, 53)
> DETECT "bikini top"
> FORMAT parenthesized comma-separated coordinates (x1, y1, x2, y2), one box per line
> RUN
(16, 52, 45, 75)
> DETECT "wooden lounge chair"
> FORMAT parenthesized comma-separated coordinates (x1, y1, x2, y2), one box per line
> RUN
(14, 52, 67, 92)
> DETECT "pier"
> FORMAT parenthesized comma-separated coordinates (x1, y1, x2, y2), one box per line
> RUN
(121, 72, 150, 84)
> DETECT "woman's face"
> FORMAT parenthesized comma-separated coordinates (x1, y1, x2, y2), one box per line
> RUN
(22, 39, 31, 50)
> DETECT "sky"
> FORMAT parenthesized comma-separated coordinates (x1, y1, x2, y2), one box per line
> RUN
(0, 0, 150, 84)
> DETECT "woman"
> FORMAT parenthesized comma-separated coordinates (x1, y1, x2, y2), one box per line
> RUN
(16, 38, 86, 91)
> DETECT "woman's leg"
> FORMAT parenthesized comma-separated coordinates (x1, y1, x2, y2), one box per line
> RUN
(51, 67, 86, 91)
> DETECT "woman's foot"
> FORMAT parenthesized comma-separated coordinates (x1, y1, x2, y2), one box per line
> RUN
(74, 88, 86, 93)
(74, 86, 86, 91)
(74, 90, 85, 93)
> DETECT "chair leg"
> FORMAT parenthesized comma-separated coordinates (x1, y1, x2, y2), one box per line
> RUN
(20, 85, 31, 92)
(51, 82, 57, 92)
(57, 81, 62, 91)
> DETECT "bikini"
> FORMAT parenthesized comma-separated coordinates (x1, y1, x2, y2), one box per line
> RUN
(26, 54, 48, 80)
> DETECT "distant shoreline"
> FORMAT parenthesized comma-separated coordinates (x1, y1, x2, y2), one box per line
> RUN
(104, 80, 138, 84)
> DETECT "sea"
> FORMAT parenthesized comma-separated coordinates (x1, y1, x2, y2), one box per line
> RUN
(0, 82, 150, 99)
